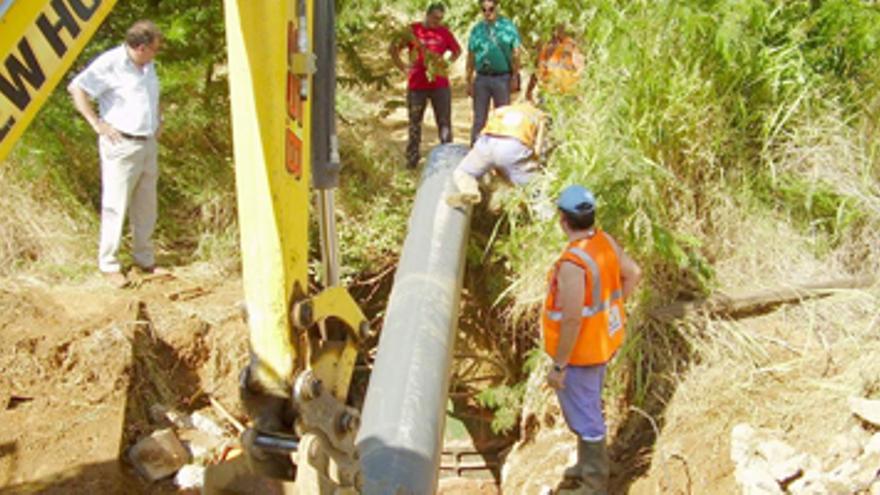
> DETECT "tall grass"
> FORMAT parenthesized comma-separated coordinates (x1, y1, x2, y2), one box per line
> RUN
(0, 164, 93, 278)
(474, 0, 880, 430)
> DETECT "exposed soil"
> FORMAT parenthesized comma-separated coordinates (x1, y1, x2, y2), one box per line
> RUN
(0, 266, 249, 494)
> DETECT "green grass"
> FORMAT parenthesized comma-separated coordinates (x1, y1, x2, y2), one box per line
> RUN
(471, 0, 880, 431)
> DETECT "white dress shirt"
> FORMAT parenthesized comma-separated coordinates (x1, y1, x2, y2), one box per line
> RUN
(72, 45, 160, 136)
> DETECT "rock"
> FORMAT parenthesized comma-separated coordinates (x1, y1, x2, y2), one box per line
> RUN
(731, 423, 758, 465)
(787, 470, 829, 495)
(731, 424, 798, 465)
(825, 431, 863, 469)
(735, 464, 783, 495)
(191, 411, 226, 437)
(848, 397, 880, 426)
(128, 428, 192, 482)
(769, 452, 814, 486)
(149, 404, 193, 429)
(175, 464, 206, 490)
(179, 428, 225, 461)
(757, 439, 797, 466)
(866, 433, 880, 455)
(732, 417, 880, 495)
(731, 423, 814, 494)
(825, 459, 862, 494)
(851, 452, 880, 489)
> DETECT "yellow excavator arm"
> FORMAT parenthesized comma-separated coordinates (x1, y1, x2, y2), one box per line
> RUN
(225, 1, 367, 490)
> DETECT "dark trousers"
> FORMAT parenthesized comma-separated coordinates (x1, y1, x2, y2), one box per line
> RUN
(407, 87, 452, 168)
(471, 73, 511, 144)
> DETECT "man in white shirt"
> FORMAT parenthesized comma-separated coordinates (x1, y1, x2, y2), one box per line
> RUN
(68, 20, 163, 288)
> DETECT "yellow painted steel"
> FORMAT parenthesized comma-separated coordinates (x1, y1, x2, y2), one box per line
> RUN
(0, 0, 118, 162)
(308, 286, 363, 400)
(224, 0, 311, 396)
(224, 0, 365, 401)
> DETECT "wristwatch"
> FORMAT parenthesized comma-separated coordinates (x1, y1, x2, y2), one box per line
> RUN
(552, 363, 566, 372)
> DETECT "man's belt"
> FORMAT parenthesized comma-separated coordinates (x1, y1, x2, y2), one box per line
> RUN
(477, 71, 511, 76)
(119, 131, 150, 141)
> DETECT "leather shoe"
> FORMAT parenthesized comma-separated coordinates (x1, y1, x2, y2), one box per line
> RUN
(136, 265, 171, 275)
(102, 271, 129, 288)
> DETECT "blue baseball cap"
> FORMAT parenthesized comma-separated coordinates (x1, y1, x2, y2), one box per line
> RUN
(556, 185, 596, 213)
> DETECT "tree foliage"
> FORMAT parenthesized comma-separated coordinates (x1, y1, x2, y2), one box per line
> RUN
(10, 1, 232, 267)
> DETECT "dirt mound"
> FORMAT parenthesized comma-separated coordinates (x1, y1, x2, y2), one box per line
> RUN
(0, 286, 136, 493)
(0, 268, 248, 494)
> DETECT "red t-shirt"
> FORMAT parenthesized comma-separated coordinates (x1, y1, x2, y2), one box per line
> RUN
(407, 22, 461, 90)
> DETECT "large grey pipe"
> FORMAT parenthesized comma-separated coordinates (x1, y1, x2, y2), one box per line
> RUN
(356, 144, 471, 494)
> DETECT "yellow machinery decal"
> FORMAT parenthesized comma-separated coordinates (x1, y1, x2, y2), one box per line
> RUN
(0, 0, 117, 162)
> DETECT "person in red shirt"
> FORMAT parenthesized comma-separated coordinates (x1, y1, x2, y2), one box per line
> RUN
(390, 3, 462, 169)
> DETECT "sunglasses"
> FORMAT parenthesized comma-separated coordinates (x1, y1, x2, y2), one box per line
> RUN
(482, 6, 495, 14)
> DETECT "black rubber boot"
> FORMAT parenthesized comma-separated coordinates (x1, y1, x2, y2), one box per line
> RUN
(562, 437, 590, 480)
(562, 438, 609, 495)
(580, 439, 609, 495)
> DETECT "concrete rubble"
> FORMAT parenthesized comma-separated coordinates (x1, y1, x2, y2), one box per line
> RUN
(732, 397, 880, 494)
(130, 404, 235, 487)
(175, 464, 207, 490)
(129, 428, 192, 482)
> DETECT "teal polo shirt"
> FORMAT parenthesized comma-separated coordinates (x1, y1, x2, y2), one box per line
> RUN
(468, 17, 522, 74)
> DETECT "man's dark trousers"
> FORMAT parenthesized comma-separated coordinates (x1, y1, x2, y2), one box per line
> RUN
(407, 87, 452, 168)
(471, 73, 511, 144)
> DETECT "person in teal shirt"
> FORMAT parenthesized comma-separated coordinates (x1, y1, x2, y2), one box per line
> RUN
(466, 0, 522, 143)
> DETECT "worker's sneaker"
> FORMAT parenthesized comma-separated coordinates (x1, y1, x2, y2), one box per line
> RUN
(102, 270, 129, 289)
(445, 191, 481, 208)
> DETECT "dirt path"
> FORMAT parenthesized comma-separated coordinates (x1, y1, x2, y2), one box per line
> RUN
(367, 61, 479, 169)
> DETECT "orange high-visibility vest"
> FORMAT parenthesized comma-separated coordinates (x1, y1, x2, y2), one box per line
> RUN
(542, 230, 626, 366)
(481, 103, 543, 150)
(537, 36, 582, 95)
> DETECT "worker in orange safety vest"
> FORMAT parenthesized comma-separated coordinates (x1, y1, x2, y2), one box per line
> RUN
(526, 23, 585, 101)
(543, 184, 642, 494)
(446, 101, 545, 208)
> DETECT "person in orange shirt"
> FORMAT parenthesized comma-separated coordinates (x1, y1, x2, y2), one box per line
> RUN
(526, 23, 585, 101)
(543, 185, 641, 493)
